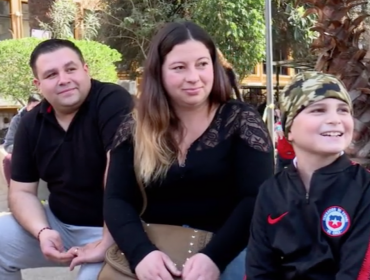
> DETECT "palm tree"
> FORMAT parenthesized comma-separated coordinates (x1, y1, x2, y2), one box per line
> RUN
(298, 0, 370, 167)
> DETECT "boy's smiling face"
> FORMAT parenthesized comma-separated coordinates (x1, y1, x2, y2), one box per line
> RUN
(288, 98, 353, 156)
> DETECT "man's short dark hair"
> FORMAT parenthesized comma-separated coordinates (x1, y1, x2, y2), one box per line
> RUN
(27, 94, 41, 104)
(29, 39, 85, 77)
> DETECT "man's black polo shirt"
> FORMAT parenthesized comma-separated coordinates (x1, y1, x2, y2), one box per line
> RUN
(11, 79, 133, 227)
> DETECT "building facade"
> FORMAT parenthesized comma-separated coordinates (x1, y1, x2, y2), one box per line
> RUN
(0, 0, 56, 41)
(0, 0, 30, 40)
(0, 0, 32, 126)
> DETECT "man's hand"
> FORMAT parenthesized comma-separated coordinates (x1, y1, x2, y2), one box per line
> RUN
(67, 240, 109, 271)
(182, 253, 220, 280)
(39, 229, 74, 264)
(135, 250, 181, 280)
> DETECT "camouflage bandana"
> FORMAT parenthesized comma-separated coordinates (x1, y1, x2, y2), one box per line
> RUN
(279, 71, 352, 137)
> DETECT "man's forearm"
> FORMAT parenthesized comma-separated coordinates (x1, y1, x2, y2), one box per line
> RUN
(9, 192, 49, 238)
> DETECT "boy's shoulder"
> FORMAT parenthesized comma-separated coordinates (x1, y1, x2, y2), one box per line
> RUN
(347, 161, 370, 190)
(258, 174, 285, 197)
(255, 173, 292, 214)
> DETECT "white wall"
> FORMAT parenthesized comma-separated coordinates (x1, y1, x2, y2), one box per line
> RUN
(118, 80, 137, 95)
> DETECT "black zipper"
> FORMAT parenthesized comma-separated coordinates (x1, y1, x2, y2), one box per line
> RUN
(295, 175, 310, 204)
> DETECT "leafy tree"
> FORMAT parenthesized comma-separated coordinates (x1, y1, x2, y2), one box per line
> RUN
(99, 0, 191, 77)
(100, 0, 315, 78)
(0, 37, 121, 104)
(100, 0, 265, 79)
(38, 0, 103, 40)
(272, 0, 317, 61)
(191, 0, 265, 79)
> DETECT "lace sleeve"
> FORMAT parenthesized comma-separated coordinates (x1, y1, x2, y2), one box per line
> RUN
(112, 113, 135, 149)
(238, 104, 273, 153)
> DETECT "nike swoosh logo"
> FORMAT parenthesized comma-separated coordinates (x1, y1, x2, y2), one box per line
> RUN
(268, 212, 288, 225)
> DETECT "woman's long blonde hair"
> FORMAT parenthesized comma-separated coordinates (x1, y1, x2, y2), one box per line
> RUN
(133, 21, 231, 184)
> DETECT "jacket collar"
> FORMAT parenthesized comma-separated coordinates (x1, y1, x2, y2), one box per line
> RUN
(288, 152, 352, 175)
(292, 151, 344, 168)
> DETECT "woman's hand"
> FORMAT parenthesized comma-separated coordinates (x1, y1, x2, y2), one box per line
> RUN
(67, 240, 109, 271)
(135, 250, 181, 280)
(182, 253, 220, 280)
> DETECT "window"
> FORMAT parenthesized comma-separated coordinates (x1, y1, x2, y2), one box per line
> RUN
(22, 2, 30, 37)
(263, 48, 290, 75)
(250, 66, 257, 75)
(0, 0, 11, 41)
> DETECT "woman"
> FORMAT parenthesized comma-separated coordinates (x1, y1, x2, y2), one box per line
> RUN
(104, 21, 274, 280)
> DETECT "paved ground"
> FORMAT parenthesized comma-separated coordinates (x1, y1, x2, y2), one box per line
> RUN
(0, 176, 79, 280)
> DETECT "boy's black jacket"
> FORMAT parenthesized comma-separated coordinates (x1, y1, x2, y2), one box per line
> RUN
(246, 155, 370, 280)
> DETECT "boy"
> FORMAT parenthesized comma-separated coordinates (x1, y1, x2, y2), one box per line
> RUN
(246, 72, 370, 279)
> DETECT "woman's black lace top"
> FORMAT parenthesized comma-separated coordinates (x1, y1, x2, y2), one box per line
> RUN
(104, 99, 274, 272)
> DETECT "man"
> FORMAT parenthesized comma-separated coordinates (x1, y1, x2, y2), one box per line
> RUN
(0, 39, 133, 280)
(4, 95, 41, 153)
(2, 95, 41, 186)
